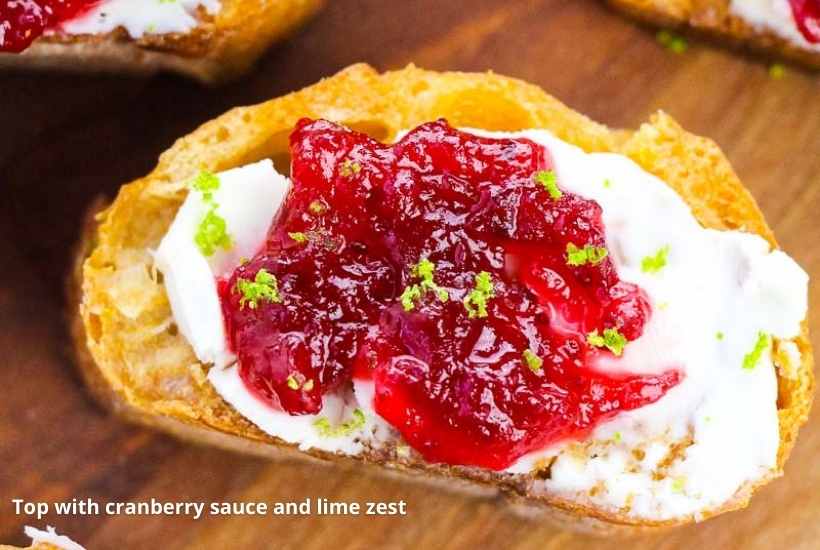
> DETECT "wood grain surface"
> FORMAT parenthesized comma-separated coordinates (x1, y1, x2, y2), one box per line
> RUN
(1, 1, 818, 548)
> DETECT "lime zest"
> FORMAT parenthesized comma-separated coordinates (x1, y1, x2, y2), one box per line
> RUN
(534, 170, 562, 200)
(769, 63, 786, 80)
(194, 208, 232, 256)
(463, 271, 495, 319)
(309, 200, 327, 215)
(235, 268, 281, 310)
(742, 331, 771, 370)
(191, 170, 220, 200)
(657, 30, 688, 53)
(399, 258, 449, 312)
(641, 245, 670, 274)
(339, 159, 362, 177)
(587, 327, 628, 356)
(190, 170, 232, 257)
(522, 350, 543, 373)
(288, 232, 308, 244)
(313, 408, 366, 437)
(566, 243, 608, 267)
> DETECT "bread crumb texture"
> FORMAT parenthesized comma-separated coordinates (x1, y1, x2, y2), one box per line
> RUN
(72, 64, 813, 531)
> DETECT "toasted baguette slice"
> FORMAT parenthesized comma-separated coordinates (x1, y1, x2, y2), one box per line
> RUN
(605, 0, 820, 69)
(0, 0, 323, 84)
(70, 63, 814, 533)
(1, 526, 85, 550)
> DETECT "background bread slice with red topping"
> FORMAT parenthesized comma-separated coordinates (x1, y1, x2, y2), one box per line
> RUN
(68, 63, 814, 532)
(605, 0, 820, 70)
(0, 0, 324, 84)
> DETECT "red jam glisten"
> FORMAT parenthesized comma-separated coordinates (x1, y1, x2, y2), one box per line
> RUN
(220, 119, 681, 470)
(0, 0, 97, 53)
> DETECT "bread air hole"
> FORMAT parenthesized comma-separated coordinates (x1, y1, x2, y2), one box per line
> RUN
(431, 89, 534, 131)
(87, 313, 102, 343)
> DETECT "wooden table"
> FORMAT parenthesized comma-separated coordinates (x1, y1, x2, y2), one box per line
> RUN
(1, 1, 818, 548)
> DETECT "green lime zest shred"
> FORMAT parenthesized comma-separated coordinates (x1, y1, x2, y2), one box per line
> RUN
(769, 63, 786, 80)
(534, 170, 562, 200)
(641, 245, 670, 274)
(587, 327, 628, 357)
(191, 170, 220, 201)
(742, 331, 771, 370)
(463, 271, 495, 319)
(657, 30, 688, 53)
(289, 232, 308, 244)
(399, 258, 449, 312)
(339, 159, 362, 177)
(313, 408, 366, 437)
(194, 208, 232, 256)
(522, 350, 543, 373)
(309, 200, 327, 215)
(566, 243, 608, 267)
(235, 268, 281, 310)
(190, 170, 232, 257)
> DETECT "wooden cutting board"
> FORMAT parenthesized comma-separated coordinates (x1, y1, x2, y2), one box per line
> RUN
(1, 1, 818, 548)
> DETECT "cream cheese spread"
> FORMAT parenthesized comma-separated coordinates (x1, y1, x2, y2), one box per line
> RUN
(156, 128, 808, 521)
(61, 0, 221, 39)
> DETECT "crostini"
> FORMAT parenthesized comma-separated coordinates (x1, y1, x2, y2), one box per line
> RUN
(606, 0, 820, 69)
(0, 526, 85, 550)
(0, 0, 324, 83)
(71, 64, 813, 532)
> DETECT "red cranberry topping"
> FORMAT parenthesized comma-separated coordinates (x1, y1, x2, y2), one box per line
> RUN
(0, 0, 97, 53)
(220, 119, 681, 470)
(789, 0, 820, 43)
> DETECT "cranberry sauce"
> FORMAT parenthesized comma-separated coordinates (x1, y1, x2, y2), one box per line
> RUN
(220, 119, 681, 470)
(1, 0, 98, 53)
(789, 0, 820, 43)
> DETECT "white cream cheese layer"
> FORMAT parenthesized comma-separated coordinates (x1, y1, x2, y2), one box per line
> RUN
(479, 129, 807, 520)
(157, 129, 807, 521)
(154, 160, 289, 369)
(208, 366, 388, 454)
(61, 0, 221, 39)
(729, 0, 820, 52)
(155, 160, 385, 453)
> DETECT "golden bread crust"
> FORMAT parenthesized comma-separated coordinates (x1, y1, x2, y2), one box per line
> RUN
(71, 64, 814, 532)
(0, 0, 324, 83)
(605, 0, 820, 69)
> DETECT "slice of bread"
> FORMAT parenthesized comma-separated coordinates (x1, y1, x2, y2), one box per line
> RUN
(0, 544, 58, 550)
(1, 526, 84, 550)
(0, 0, 324, 84)
(69, 63, 814, 532)
(605, 0, 820, 69)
